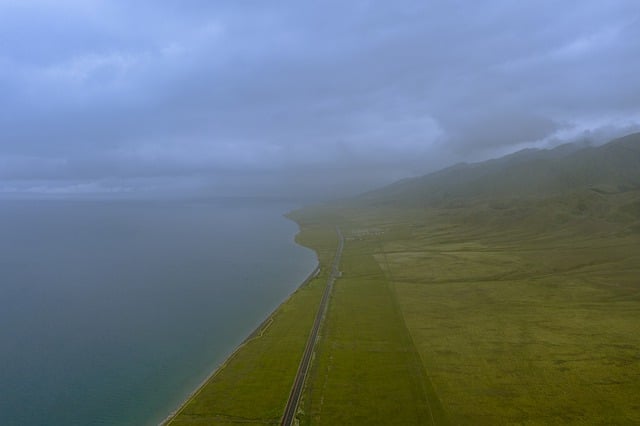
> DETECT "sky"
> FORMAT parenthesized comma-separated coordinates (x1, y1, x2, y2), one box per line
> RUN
(1, 0, 639, 198)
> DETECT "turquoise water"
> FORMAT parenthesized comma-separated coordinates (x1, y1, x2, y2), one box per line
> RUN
(0, 198, 317, 425)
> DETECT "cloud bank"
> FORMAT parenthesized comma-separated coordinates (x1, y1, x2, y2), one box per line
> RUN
(1, 1, 639, 197)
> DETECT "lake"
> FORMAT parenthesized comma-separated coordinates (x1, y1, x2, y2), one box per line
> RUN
(0, 198, 317, 425)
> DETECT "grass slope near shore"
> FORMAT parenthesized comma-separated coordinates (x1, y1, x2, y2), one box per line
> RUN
(167, 188, 639, 424)
(166, 221, 337, 425)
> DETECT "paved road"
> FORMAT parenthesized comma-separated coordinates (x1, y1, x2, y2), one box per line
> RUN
(280, 227, 344, 426)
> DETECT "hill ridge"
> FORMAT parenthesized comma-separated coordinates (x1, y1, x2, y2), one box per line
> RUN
(359, 132, 640, 206)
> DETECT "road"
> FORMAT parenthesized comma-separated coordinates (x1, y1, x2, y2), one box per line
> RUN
(280, 227, 344, 426)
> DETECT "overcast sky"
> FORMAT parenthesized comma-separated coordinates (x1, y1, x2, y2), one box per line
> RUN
(1, 1, 639, 198)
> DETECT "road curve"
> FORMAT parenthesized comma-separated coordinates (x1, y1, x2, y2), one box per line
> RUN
(280, 227, 344, 426)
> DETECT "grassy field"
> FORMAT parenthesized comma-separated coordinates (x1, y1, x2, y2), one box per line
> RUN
(324, 190, 640, 424)
(297, 216, 448, 425)
(166, 220, 337, 425)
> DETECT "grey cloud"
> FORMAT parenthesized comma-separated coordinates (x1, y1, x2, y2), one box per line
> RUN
(1, 1, 639, 197)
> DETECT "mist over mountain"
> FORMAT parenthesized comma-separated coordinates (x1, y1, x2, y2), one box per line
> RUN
(359, 132, 640, 206)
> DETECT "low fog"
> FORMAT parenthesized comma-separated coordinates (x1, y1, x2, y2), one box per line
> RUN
(1, 1, 639, 199)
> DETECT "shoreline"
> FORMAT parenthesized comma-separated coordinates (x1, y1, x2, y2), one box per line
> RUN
(158, 259, 320, 425)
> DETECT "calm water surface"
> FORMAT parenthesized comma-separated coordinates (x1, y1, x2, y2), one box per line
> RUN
(0, 198, 316, 425)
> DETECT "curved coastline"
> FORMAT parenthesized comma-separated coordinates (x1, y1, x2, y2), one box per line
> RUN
(159, 238, 320, 425)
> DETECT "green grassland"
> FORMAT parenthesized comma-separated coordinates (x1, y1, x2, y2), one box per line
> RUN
(321, 189, 640, 424)
(297, 215, 448, 425)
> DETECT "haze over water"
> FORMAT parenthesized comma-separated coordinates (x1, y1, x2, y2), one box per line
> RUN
(0, 198, 317, 425)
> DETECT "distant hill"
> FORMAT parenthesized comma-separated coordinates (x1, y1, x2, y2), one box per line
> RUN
(358, 132, 640, 206)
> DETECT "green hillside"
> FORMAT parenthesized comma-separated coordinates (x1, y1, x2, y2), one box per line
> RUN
(360, 132, 640, 206)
